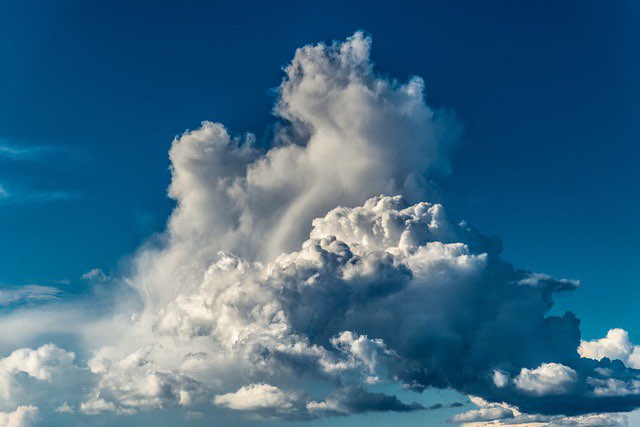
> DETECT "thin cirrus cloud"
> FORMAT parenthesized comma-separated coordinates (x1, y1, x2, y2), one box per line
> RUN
(0, 140, 69, 161)
(0, 141, 77, 205)
(0, 186, 78, 205)
(0, 32, 638, 427)
(0, 285, 62, 307)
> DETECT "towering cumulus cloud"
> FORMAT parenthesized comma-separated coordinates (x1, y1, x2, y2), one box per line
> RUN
(1, 32, 639, 426)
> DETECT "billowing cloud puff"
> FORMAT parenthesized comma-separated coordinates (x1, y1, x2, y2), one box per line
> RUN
(452, 396, 629, 426)
(0, 31, 639, 426)
(213, 383, 295, 412)
(513, 363, 578, 396)
(134, 31, 458, 314)
(104, 193, 639, 418)
(0, 406, 38, 427)
(0, 344, 75, 402)
(579, 329, 640, 370)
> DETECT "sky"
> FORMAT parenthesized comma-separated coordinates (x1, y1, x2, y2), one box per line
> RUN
(0, 1, 639, 426)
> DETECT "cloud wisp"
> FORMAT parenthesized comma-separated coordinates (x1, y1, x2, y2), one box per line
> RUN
(0, 32, 638, 426)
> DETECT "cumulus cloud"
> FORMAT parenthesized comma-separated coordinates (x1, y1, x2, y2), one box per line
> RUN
(307, 386, 424, 416)
(0, 31, 639, 426)
(213, 384, 295, 412)
(54, 403, 73, 414)
(0, 344, 75, 402)
(579, 329, 640, 370)
(0, 406, 38, 427)
(513, 363, 578, 396)
(452, 395, 629, 426)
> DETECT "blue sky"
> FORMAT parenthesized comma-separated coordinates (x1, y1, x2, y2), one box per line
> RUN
(0, 1, 639, 426)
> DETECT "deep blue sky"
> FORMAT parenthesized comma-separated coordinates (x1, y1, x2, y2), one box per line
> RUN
(0, 0, 638, 347)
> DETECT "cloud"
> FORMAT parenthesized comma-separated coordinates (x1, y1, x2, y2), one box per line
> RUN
(81, 268, 109, 282)
(451, 405, 514, 423)
(83, 345, 206, 413)
(0, 344, 76, 406)
(0, 285, 62, 306)
(0, 187, 78, 205)
(0, 406, 38, 427)
(451, 395, 630, 426)
(0, 143, 57, 161)
(513, 363, 578, 396)
(79, 398, 135, 416)
(307, 386, 424, 416)
(213, 383, 295, 412)
(54, 402, 73, 414)
(579, 329, 640, 369)
(0, 31, 638, 426)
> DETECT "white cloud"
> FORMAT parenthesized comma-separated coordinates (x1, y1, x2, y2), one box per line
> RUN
(213, 383, 294, 411)
(492, 370, 510, 388)
(54, 402, 73, 414)
(452, 396, 629, 427)
(0, 406, 38, 427)
(133, 31, 458, 317)
(0, 344, 75, 401)
(79, 398, 135, 416)
(578, 329, 640, 369)
(513, 363, 577, 396)
(81, 268, 108, 282)
(331, 331, 395, 383)
(84, 345, 206, 411)
(0, 31, 637, 425)
(0, 286, 61, 306)
(588, 378, 640, 397)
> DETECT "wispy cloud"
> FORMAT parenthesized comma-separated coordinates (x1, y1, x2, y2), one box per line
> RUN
(0, 143, 59, 160)
(0, 186, 79, 205)
(0, 285, 62, 306)
(0, 141, 77, 205)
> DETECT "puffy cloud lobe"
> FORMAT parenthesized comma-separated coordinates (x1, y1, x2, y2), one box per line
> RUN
(81, 268, 108, 282)
(579, 329, 640, 370)
(331, 331, 395, 383)
(492, 370, 510, 388)
(82, 345, 206, 414)
(513, 363, 578, 396)
(0, 406, 38, 427)
(79, 398, 136, 416)
(54, 403, 73, 414)
(451, 406, 514, 423)
(143, 194, 640, 417)
(213, 384, 294, 412)
(452, 396, 630, 427)
(0, 344, 75, 401)
(133, 31, 459, 313)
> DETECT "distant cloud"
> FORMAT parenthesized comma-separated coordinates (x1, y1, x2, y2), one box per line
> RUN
(0, 141, 77, 205)
(0, 405, 38, 427)
(80, 268, 108, 282)
(0, 186, 78, 206)
(450, 395, 630, 426)
(579, 329, 640, 369)
(54, 402, 73, 414)
(0, 142, 59, 161)
(306, 387, 425, 416)
(213, 384, 295, 412)
(0, 285, 62, 306)
(513, 363, 578, 396)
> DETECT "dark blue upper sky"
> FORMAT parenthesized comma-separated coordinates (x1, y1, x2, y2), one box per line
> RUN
(1, 0, 638, 343)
